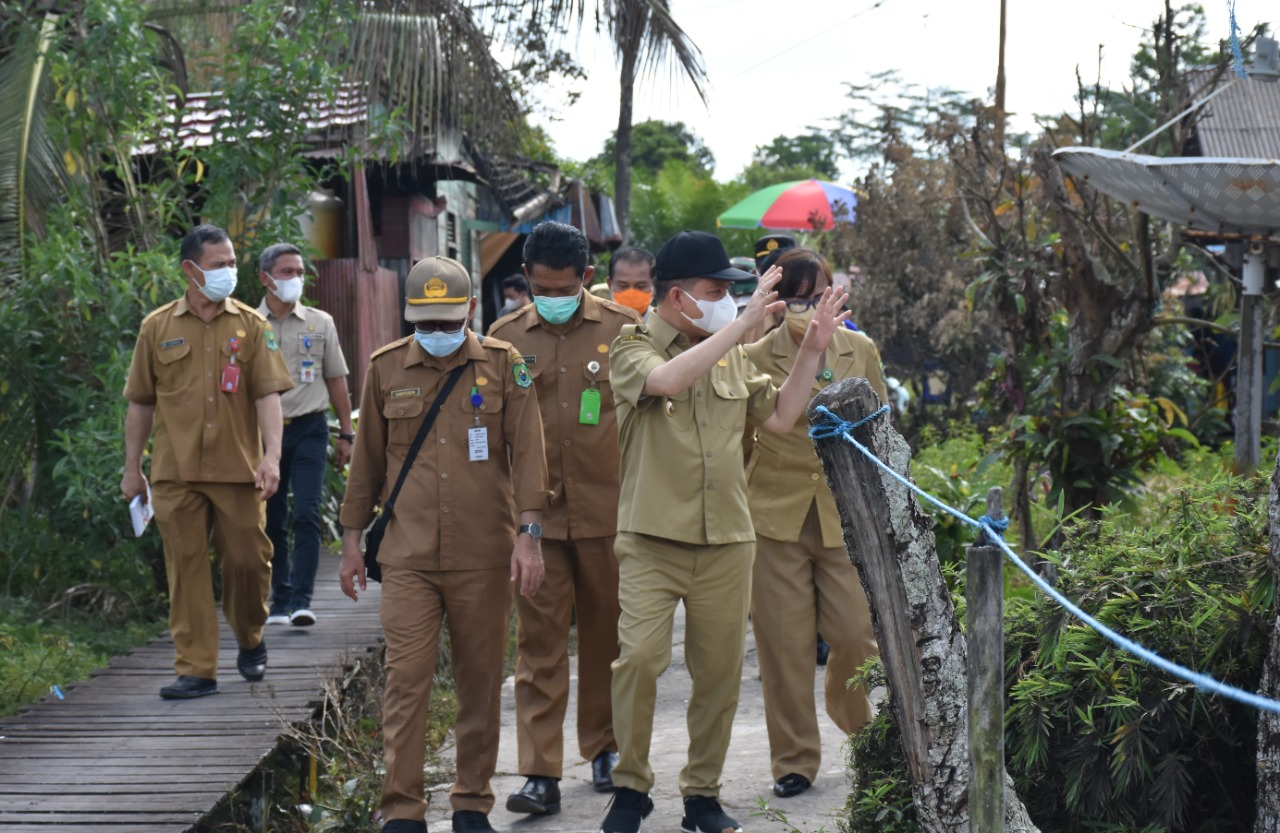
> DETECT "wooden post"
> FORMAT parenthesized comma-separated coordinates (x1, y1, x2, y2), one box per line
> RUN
(1237, 245, 1266, 476)
(809, 378, 1038, 833)
(968, 488, 1006, 833)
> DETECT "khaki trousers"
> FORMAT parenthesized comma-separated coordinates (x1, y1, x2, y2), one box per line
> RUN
(514, 536, 620, 777)
(752, 502, 878, 782)
(151, 480, 271, 679)
(379, 565, 512, 822)
(611, 532, 753, 798)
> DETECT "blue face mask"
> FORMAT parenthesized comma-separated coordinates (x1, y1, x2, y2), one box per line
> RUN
(190, 263, 237, 302)
(533, 291, 582, 325)
(414, 329, 467, 357)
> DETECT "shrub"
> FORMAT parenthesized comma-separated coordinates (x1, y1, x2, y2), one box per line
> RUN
(844, 470, 1272, 833)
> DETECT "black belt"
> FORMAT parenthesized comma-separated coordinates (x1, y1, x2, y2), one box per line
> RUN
(282, 410, 326, 426)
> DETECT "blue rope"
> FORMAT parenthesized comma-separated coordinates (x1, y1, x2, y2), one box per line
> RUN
(809, 404, 1280, 714)
(1228, 0, 1248, 78)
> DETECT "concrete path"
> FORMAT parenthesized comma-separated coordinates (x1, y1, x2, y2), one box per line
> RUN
(427, 604, 853, 833)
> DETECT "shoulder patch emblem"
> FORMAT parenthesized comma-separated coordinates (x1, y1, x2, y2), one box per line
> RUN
(265, 329, 279, 351)
(513, 359, 532, 388)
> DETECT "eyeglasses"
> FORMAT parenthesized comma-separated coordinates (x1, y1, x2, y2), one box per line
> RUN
(415, 320, 467, 334)
(784, 298, 822, 313)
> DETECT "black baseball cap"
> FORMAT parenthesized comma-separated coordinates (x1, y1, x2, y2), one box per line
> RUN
(655, 231, 753, 282)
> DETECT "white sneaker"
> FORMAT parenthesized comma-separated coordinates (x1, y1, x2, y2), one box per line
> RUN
(289, 609, 316, 627)
(266, 613, 290, 625)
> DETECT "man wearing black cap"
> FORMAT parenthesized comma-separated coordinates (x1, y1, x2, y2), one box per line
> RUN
(598, 231, 849, 833)
(754, 233, 797, 275)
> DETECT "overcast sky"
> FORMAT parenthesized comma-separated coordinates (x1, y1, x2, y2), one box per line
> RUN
(528, 0, 1264, 182)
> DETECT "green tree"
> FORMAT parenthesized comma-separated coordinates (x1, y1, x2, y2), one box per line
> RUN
(593, 118, 715, 181)
(750, 131, 839, 180)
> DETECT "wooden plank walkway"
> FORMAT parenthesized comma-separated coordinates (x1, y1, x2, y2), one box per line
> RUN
(0, 571, 383, 832)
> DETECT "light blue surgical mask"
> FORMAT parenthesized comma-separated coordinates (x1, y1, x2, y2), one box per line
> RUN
(533, 291, 582, 325)
(414, 329, 467, 357)
(190, 263, 237, 302)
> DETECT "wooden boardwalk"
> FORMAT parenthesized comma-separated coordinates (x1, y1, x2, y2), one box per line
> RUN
(0, 571, 383, 832)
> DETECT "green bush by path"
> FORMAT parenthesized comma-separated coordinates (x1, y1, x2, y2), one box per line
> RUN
(844, 469, 1272, 833)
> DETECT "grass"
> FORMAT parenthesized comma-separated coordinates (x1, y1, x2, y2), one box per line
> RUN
(0, 596, 163, 717)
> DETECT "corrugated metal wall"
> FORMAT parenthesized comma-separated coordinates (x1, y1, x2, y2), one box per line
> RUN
(309, 259, 401, 398)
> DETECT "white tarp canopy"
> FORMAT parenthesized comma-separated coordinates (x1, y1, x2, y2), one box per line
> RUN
(1053, 147, 1280, 237)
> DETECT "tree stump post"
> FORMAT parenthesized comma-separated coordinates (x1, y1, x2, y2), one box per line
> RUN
(968, 488, 1005, 833)
(808, 378, 1038, 833)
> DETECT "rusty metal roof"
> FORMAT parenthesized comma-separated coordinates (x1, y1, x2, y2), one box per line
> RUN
(1188, 69, 1280, 159)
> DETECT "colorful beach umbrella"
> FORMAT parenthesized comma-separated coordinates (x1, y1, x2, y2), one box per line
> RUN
(716, 179, 857, 231)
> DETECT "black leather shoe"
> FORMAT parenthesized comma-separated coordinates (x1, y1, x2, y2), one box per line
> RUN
(383, 821, 427, 833)
(159, 675, 219, 699)
(451, 810, 496, 833)
(592, 749, 619, 793)
(237, 641, 268, 682)
(506, 776, 560, 814)
(773, 773, 811, 798)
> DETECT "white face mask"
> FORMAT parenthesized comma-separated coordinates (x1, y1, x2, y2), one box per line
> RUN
(679, 290, 737, 335)
(414, 328, 467, 357)
(191, 263, 237, 302)
(269, 276, 305, 304)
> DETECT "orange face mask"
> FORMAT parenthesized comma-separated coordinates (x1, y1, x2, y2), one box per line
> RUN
(612, 288, 653, 316)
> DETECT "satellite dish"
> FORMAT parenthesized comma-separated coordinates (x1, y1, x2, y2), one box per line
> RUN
(1053, 147, 1280, 237)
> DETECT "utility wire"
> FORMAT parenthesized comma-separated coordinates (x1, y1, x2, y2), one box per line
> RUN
(726, 0, 894, 80)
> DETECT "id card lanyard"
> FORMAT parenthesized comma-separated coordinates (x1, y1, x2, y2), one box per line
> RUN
(468, 386, 489, 461)
(580, 361, 601, 425)
(220, 337, 241, 393)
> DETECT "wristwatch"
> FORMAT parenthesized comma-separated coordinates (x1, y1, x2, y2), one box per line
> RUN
(338, 432, 355, 443)
(518, 522, 543, 540)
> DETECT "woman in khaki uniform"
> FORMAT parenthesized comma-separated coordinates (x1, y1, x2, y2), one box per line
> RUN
(744, 248, 887, 799)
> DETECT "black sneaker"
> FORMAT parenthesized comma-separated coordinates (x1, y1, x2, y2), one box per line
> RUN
(451, 811, 495, 833)
(599, 787, 653, 833)
(681, 796, 742, 833)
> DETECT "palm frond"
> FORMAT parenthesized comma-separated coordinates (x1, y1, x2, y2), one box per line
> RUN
(0, 14, 66, 282)
(605, 0, 707, 105)
(343, 2, 525, 156)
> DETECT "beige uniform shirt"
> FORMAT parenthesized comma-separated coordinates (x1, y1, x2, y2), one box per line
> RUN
(123, 295, 293, 484)
(488, 293, 641, 541)
(338, 332, 549, 571)
(256, 300, 350, 419)
(610, 315, 778, 546)
(745, 325, 889, 548)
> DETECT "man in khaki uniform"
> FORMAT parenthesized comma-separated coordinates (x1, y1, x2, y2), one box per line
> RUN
(338, 256, 549, 833)
(489, 222, 641, 816)
(256, 243, 355, 627)
(744, 247, 886, 799)
(121, 224, 293, 700)
(597, 231, 849, 833)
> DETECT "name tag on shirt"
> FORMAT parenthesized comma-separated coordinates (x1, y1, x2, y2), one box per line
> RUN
(468, 426, 489, 461)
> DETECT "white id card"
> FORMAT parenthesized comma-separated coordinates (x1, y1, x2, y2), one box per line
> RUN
(300, 359, 317, 383)
(468, 426, 489, 461)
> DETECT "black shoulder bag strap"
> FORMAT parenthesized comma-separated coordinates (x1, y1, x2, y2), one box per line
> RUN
(363, 363, 466, 582)
(385, 363, 467, 514)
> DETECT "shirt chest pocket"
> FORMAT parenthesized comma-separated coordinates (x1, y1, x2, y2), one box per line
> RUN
(155, 342, 192, 389)
(711, 378, 747, 430)
(457, 383, 505, 427)
(383, 398, 425, 449)
(582, 362, 613, 409)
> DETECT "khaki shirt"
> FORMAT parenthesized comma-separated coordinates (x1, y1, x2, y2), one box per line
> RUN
(488, 293, 641, 541)
(256, 300, 350, 418)
(123, 295, 294, 484)
(610, 315, 778, 546)
(744, 325, 889, 547)
(338, 332, 549, 571)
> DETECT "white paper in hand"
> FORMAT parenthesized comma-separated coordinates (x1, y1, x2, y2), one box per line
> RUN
(129, 486, 154, 537)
